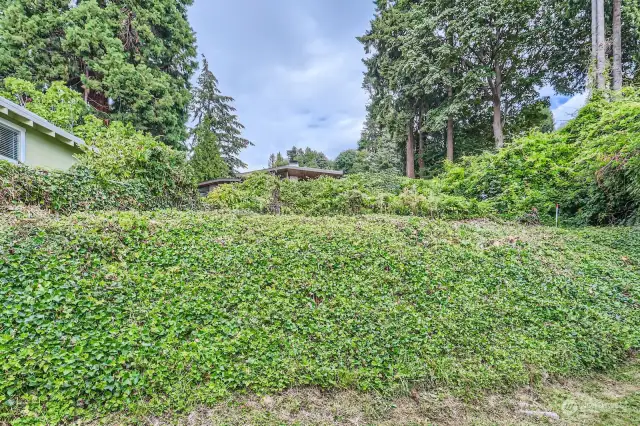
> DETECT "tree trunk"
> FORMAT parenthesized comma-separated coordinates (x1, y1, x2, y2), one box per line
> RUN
(591, 0, 598, 87)
(447, 86, 454, 162)
(596, 0, 606, 90)
(84, 68, 90, 103)
(417, 110, 425, 176)
(492, 95, 504, 149)
(406, 120, 416, 179)
(491, 64, 504, 149)
(612, 0, 623, 91)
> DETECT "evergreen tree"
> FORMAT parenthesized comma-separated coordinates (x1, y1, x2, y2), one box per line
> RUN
(334, 149, 359, 174)
(268, 152, 289, 168)
(282, 146, 334, 169)
(360, 0, 565, 178)
(547, 0, 640, 94)
(190, 56, 252, 173)
(0, 0, 197, 148)
(189, 118, 229, 182)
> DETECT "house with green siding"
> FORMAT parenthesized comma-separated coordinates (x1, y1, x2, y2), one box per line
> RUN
(0, 96, 85, 170)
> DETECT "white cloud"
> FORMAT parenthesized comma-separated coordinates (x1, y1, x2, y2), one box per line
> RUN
(552, 92, 588, 128)
(238, 33, 368, 170)
(189, 0, 373, 172)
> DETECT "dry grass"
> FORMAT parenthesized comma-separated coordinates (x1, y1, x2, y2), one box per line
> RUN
(87, 359, 639, 426)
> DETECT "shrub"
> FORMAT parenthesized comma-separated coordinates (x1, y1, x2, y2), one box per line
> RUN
(0, 78, 199, 212)
(0, 162, 198, 213)
(1, 212, 638, 422)
(434, 88, 640, 225)
(205, 173, 489, 219)
(74, 116, 196, 202)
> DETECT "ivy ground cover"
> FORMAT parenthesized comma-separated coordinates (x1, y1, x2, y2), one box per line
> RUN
(1, 212, 639, 423)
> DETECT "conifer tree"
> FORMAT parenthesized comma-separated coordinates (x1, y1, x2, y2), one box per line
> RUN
(189, 118, 229, 182)
(0, 0, 197, 148)
(190, 56, 252, 173)
(268, 152, 289, 168)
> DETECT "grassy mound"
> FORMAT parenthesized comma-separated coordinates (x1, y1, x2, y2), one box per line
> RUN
(1, 212, 639, 423)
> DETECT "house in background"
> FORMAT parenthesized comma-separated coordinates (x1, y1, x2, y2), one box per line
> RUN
(238, 161, 344, 182)
(198, 178, 242, 197)
(198, 162, 344, 196)
(0, 96, 85, 171)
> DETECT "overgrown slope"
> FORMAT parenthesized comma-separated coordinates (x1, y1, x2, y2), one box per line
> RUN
(1, 212, 638, 423)
(206, 89, 640, 225)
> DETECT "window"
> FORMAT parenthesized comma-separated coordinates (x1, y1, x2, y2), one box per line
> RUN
(0, 119, 25, 164)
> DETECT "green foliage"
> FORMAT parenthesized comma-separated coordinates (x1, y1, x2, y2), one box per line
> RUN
(188, 119, 229, 182)
(334, 149, 359, 174)
(282, 146, 335, 169)
(547, 0, 640, 94)
(0, 0, 197, 148)
(0, 78, 90, 132)
(205, 173, 489, 219)
(436, 88, 640, 225)
(268, 152, 289, 168)
(207, 89, 640, 225)
(74, 117, 196, 201)
(0, 78, 198, 209)
(0, 162, 197, 213)
(190, 56, 251, 172)
(359, 0, 557, 174)
(1, 212, 638, 423)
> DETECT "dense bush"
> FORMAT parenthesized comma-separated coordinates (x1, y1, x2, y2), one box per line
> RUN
(0, 212, 638, 422)
(0, 162, 198, 213)
(1, 78, 199, 212)
(73, 116, 197, 202)
(435, 89, 640, 225)
(205, 173, 490, 219)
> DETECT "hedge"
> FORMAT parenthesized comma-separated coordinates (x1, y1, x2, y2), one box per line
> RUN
(0, 162, 199, 213)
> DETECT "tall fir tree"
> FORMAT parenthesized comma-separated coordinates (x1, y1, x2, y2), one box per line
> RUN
(190, 56, 252, 173)
(189, 117, 229, 182)
(0, 0, 197, 148)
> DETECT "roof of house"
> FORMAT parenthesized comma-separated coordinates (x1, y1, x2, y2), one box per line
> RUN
(198, 178, 243, 188)
(0, 96, 86, 148)
(238, 165, 344, 179)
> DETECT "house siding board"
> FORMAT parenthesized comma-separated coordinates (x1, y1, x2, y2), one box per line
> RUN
(1, 114, 80, 170)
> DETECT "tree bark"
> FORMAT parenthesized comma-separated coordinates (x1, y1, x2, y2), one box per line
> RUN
(612, 0, 623, 91)
(492, 94, 504, 149)
(84, 68, 90, 103)
(596, 0, 606, 90)
(447, 86, 454, 162)
(417, 112, 425, 176)
(406, 120, 416, 179)
(491, 64, 504, 149)
(591, 0, 598, 87)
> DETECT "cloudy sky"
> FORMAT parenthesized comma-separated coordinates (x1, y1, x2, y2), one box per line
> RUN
(188, 1, 585, 171)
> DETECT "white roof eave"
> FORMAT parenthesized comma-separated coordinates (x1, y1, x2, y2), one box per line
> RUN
(0, 96, 86, 148)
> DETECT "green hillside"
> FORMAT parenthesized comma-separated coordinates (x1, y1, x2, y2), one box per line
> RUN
(1, 212, 638, 423)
